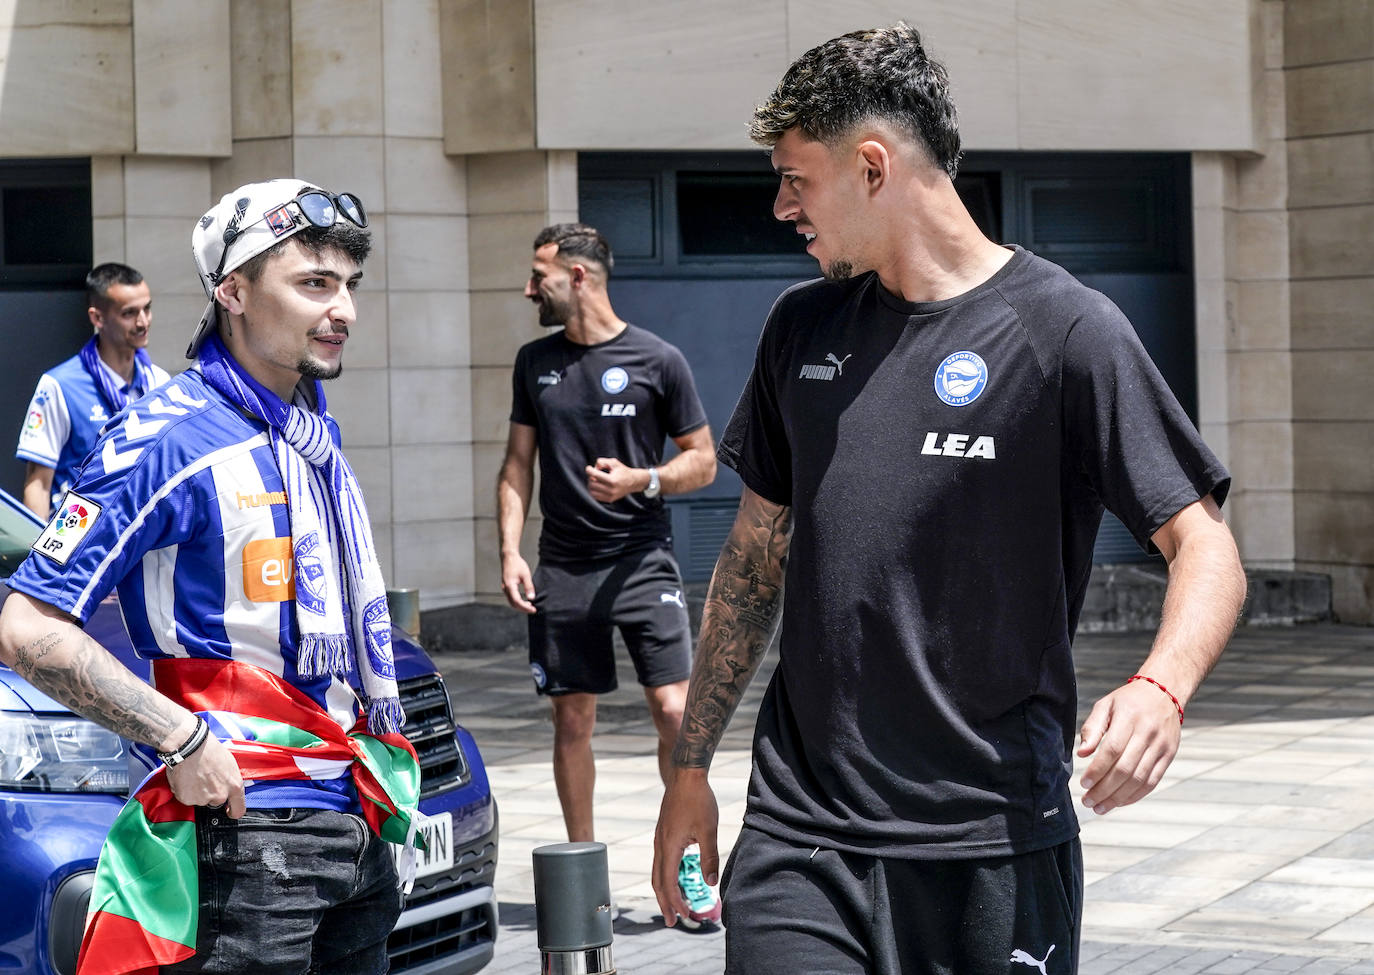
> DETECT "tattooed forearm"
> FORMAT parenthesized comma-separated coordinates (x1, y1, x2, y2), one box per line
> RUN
(12, 627, 183, 747)
(673, 493, 792, 769)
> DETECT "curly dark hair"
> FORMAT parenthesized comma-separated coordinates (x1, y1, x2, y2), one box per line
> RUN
(750, 22, 962, 178)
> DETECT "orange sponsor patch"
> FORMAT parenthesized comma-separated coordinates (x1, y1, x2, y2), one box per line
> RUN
(243, 537, 295, 603)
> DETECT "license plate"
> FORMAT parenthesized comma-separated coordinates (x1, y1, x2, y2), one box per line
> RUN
(396, 810, 453, 881)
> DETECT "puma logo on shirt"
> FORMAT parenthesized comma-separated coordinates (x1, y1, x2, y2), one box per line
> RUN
(660, 590, 685, 608)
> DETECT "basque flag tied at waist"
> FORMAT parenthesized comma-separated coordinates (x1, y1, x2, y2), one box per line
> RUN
(75, 658, 423, 975)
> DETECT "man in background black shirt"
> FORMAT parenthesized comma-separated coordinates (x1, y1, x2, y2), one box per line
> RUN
(498, 223, 721, 925)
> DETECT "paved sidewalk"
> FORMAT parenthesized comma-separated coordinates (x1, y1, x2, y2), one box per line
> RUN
(434, 624, 1374, 973)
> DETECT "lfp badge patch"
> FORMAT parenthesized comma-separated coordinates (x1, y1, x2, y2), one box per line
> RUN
(33, 494, 101, 566)
(934, 351, 989, 407)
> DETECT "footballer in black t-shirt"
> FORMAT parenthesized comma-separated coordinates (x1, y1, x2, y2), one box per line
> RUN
(498, 224, 723, 927)
(653, 24, 1246, 972)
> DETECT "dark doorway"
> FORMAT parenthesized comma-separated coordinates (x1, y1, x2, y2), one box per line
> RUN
(0, 159, 93, 499)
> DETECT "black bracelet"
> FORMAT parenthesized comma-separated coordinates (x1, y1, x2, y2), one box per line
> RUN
(158, 716, 210, 767)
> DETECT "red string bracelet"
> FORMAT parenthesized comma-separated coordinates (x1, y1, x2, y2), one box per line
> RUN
(1128, 675, 1184, 725)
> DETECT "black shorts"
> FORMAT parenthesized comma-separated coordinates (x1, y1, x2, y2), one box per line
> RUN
(527, 547, 693, 696)
(721, 824, 1083, 975)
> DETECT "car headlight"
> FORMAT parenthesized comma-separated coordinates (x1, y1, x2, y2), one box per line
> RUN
(0, 711, 128, 793)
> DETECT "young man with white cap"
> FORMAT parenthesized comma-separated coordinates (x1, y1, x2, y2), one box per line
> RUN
(16, 262, 171, 518)
(0, 179, 418, 975)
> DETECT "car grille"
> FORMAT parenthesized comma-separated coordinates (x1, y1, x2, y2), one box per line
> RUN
(398, 673, 470, 798)
(389, 815, 500, 971)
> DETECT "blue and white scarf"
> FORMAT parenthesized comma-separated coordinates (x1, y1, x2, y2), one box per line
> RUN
(197, 334, 402, 733)
(79, 336, 157, 413)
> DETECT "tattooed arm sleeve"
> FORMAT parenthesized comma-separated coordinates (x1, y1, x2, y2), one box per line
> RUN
(0, 591, 192, 751)
(672, 487, 792, 770)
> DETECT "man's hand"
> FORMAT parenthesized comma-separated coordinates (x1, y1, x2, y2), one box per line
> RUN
(166, 735, 247, 818)
(501, 552, 537, 614)
(653, 768, 720, 927)
(1076, 678, 1182, 814)
(586, 457, 646, 503)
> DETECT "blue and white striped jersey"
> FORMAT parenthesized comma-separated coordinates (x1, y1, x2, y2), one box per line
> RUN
(15, 352, 171, 511)
(8, 367, 362, 807)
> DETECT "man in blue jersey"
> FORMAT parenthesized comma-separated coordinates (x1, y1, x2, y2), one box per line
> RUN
(16, 263, 171, 518)
(0, 179, 418, 975)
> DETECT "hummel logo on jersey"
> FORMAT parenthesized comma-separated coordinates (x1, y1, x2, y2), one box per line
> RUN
(921, 432, 996, 459)
(660, 590, 685, 608)
(537, 370, 562, 386)
(799, 352, 852, 381)
(1010, 945, 1055, 975)
(237, 491, 288, 509)
(601, 403, 637, 416)
(89, 404, 109, 423)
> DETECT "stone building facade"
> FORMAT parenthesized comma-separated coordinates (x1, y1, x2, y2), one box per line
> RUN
(0, 0, 1368, 621)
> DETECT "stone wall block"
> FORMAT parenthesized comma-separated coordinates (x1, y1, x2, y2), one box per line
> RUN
(0, 21, 134, 155)
(383, 0, 443, 138)
(1290, 278, 1374, 350)
(1285, 60, 1374, 139)
(291, 0, 383, 136)
(1284, 0, 1374, 68)
(1292, 350, 1374, 421)
(1287, 133, 1374, 209)
(229, 0, 292, 140)
(385, 138, 466, 214)
(390, 367, 471, 444)
(1289, 205, 1374, 280)
(133, 0, 231, 155)
(388, 291, 470, 369)
(392, 444, 474, 521)
(387, 215, 469, 292)
(441, 0, 535, 154)
(209, 138, 293, 198)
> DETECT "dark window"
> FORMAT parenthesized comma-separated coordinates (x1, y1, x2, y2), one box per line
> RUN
(579, 152, 814, 278)
(579, 177, 657, 260)
(676, 172, 805, 258)
(0, 159, 91, 289)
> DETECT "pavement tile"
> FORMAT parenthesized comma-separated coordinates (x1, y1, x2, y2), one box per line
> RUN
(433, 624, 1374, 972)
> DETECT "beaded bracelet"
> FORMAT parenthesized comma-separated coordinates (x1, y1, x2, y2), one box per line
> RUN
(1128, 675, 1184, 725)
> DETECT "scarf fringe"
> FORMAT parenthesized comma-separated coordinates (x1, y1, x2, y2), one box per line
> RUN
(368, 697, 405, 735)
(297, 633, 350, 678)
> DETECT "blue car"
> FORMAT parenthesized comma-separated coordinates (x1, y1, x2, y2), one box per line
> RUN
(0, 487, 498, 975)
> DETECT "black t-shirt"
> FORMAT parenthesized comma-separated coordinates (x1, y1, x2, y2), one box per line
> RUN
(511, 324, 708, 562)
(719, 246, 1230, 859)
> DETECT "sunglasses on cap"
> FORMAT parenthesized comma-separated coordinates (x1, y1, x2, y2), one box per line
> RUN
(210, 189, 368, 285)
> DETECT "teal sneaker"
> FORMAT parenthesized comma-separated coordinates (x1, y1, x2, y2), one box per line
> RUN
(676, 845, 722, 929)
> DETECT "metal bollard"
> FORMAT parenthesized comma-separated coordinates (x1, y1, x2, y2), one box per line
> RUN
(386, 587, 421, 640)
(532, 842, 615, 975)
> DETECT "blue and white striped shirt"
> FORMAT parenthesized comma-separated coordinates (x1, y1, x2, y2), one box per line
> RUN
(9, 367, 362, 807)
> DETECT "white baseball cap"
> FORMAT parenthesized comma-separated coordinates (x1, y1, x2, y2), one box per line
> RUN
(187, 179, 368, 358)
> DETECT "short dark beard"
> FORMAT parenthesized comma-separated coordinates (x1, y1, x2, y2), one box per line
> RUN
(823, 259, 854, 281)
(538, 300, 566, 328)
(298, 358, 343, 381)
